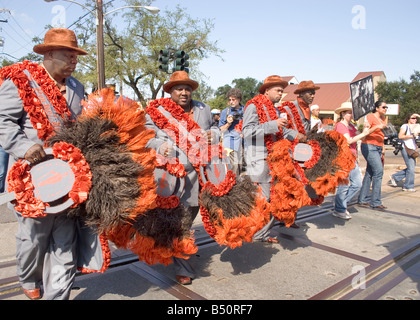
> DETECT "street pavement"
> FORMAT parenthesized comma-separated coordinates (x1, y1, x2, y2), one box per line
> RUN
(1, 147, 420, 302)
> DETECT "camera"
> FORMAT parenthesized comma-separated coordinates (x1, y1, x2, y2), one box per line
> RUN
(231, 110, 243, 121)
(390, 134, 403, 155)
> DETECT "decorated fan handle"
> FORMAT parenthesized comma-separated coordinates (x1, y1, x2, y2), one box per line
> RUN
(23, 148, 54, 166)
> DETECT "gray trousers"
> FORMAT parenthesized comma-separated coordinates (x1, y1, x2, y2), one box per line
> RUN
(15, 211, 77, 300)
(252, 182, 276, 241)
(173, 206, 200, 278)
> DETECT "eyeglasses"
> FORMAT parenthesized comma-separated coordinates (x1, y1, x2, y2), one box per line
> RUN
(381, 106, 388, 109)
(410, 117, 417, 120)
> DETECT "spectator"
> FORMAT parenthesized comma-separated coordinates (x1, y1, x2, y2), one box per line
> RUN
(211, 108, 221, 127)
(310, 104, 327, 132)
(358, 101, 388, 210)
(219, 88, 245, 176)
(389, 113, 420, 192)
(0, 146, 8, 193)
(333, 102, 370, 219)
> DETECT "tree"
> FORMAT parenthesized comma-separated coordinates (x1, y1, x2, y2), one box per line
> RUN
(375, 71, 420, 127)
(205, 77, 262, 110)
(71, 0, 223, 105)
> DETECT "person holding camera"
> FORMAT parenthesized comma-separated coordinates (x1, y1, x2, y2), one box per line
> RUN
(389, 113, 420, 192)
(219, 88, 245, 177)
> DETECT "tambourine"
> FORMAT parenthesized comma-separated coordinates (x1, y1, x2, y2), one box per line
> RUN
(199, 156, 231, 186)
(154, 166, 185, 198)
(1, 148, 76, 214)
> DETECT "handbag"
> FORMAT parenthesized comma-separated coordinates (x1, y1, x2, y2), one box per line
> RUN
(404, 144, 419, 159)
(404, 125, 419, 159)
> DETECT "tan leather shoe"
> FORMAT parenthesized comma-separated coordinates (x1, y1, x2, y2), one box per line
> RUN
(23, 288, 42, 300)
(176, 275, 192, 285)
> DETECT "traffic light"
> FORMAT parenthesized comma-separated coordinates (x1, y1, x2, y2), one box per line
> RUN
(159, 49, 170, 73)
(174, 50, 190, 73)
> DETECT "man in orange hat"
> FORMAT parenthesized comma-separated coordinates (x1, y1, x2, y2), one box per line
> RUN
(284, 80, 320, 133)
(145, 71, 220, 285)
(0, 28, 89, 300)
(242, 75, 306, 243)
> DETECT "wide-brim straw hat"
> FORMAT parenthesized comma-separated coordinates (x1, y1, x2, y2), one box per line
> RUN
(163, 71, 199, 93)
(294, 80, 320, 94)
(335, 101, 353, 115)
(259, 75, 289, 94)
(33, 28, 88, 55)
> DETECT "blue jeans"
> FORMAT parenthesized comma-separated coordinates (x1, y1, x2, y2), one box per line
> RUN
(358, 143, 384, 207)
(391, 146, 416, 189)
(0, 146, 9, 193)
(335, 162, 362, 213)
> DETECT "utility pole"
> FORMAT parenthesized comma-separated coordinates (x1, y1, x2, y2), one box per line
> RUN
(96, 0, 105, 90)
(0, 9, 9, 51)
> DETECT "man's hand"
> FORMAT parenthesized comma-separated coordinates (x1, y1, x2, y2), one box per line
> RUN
(276, 118, 288, 128)
(24, 144, 47, 164)
(296, 133, 307, 143)
(159, 142, 174, 157)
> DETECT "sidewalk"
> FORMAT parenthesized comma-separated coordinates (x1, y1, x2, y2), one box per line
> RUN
(1, 151, 419, 300)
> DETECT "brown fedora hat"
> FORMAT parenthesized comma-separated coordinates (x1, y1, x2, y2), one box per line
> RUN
(259, 75, 289, 94)
(33, 28, 87, 55)
(294, 81, 320, 94)
(163, 71, 199, 93)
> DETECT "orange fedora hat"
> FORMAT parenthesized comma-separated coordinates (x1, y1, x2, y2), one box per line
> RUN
(163, 71, 199, 93)
(294, 80, 320, 94)
(33, 28, 87, 55)
(259, 75, 289, 94)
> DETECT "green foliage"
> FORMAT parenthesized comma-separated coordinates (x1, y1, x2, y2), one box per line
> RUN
(206, 77, 263, 110)
(375, 70, 420, 127)
(70, 0, 224, 103)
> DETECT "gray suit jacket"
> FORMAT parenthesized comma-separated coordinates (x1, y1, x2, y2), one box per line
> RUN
(145, 99, 220, 207)
(283, 100, 311, 134)
(0, 74, 84, 160)
(242, 102, 298, 183)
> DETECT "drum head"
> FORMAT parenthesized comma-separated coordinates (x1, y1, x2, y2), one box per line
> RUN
(154, 167, 185, 197)
(200, 158, 230, 186)
(293, 143, 313, 163)
(30, 159, 75, 203)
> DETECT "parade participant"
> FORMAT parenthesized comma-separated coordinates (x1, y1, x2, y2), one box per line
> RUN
(242, 75, 306, 243)
(219, 88, 245, 177)
(389, 113, 420, 192)
(333, 102, 370, 220)
(283, 81, 320, 133)
(0, 28, 88, 300)
(358, 101, 388, 210)
(145, 71, 220, 285)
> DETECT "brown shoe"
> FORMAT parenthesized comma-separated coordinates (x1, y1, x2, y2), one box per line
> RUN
(358, 202, 370, 208)
(23, 288, 42, 300)
(264, 237, 279, 244)
(372, 205, 387, 211)
(176, 275, 192, 285)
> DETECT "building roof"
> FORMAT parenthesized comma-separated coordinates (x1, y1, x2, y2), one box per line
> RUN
(279, 71, 386, 113)
(282, 82, 351, 112)
(351, 71, 385, 83)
